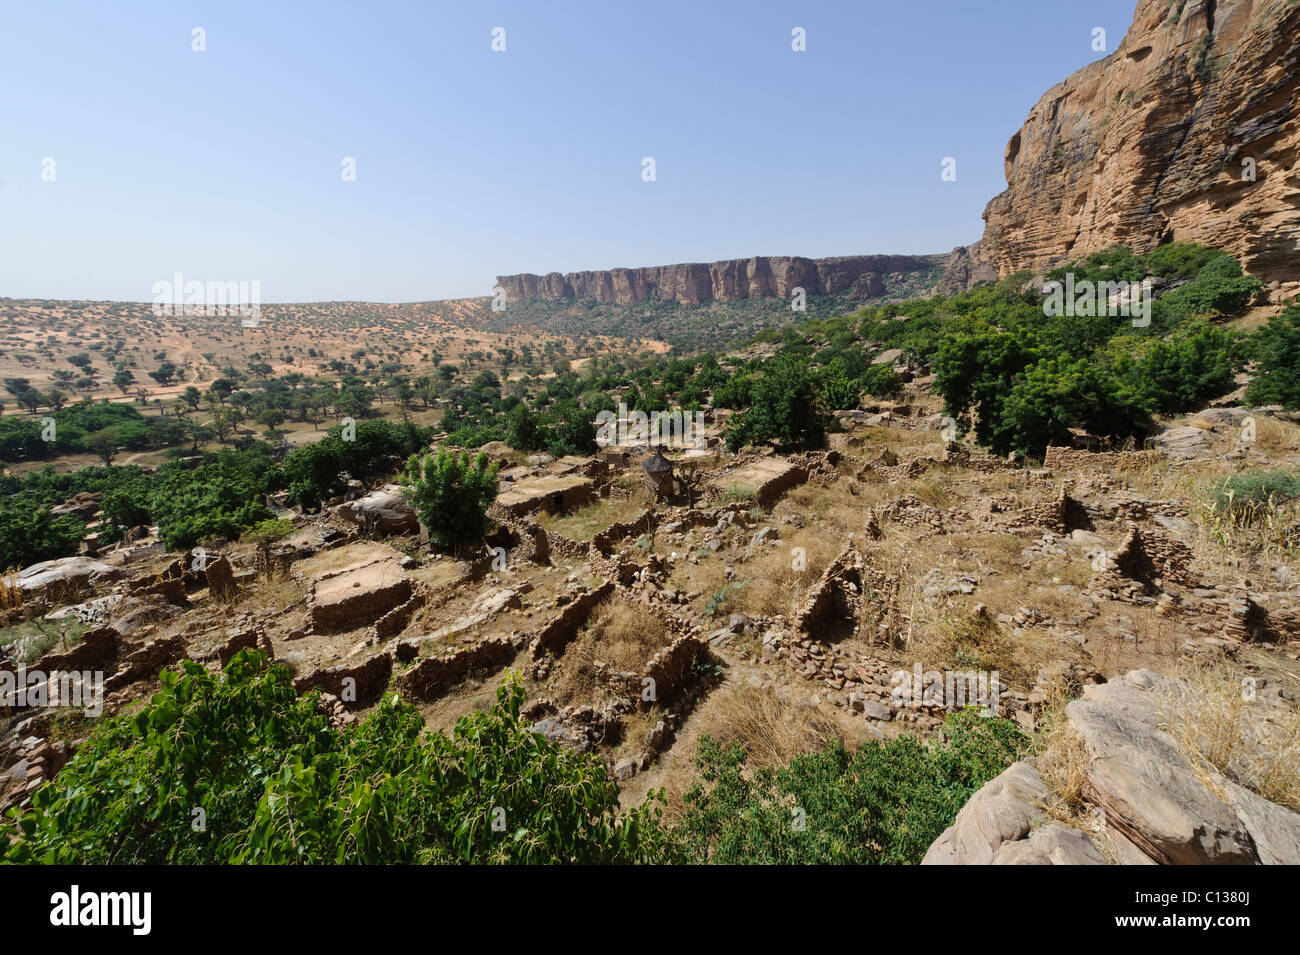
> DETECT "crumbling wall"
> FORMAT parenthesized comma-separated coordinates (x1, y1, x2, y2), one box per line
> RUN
(528, 581, 615, 660)
(400, 636, 519, 701)
(293, 651, 393, 709)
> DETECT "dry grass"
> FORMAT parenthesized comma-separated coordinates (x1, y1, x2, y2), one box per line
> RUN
(538, 490, 650, 542)
(0, 569, 22, 613)
(1029, 679, 1119, 861)
(737, 530, 839, 618)
(550, 599, 673, 706)
(1250, 415, 1300, 453)
(905, 602, 1018, 676)
(244, 573, 307, 615)
(1158, 663, 1300, 811)
(689, 684, 863, 773)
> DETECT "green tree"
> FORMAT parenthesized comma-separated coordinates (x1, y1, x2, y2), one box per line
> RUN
(725, 357, 825, 452)
(401, 446, 500, 551)
(1245, 305, 1300, 410)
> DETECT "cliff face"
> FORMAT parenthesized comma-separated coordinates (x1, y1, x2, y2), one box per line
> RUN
(496, 254, 943, 306)
(979, 0, 1300, 295)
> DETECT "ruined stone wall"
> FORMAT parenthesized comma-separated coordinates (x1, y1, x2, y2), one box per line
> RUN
(292, 651, 393, 708)
(1043, 446, 1160, 470)
(528, 581, 615, 660)
(401, 636, 518, 701)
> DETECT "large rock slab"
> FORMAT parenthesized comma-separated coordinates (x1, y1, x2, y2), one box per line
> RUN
(926, 669, 1300, 865)
(7, 557, 127, 596)
(1150, 426, 1212, 461)
(923, 760, 1070, 865)
(1067, 671, 1256, 864)
(333, 485, 419, 535)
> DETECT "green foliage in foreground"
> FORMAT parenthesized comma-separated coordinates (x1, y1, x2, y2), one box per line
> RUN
(0, 653, 674, 864)
(675, 708, 1026, 864)
(0, 652, 1028, 865)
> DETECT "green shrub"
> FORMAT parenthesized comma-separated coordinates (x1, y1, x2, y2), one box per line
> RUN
(1245, 306, 1300, 410)
(1212, 469, 1300, 516)
(677, 707, 1025, 864)
(0, 501, 85, 571)
(0, 654, 674, 864)
(857, 363, 903, 398)
(401, 446, 500, 551)
(1158, 254, 1262, 320)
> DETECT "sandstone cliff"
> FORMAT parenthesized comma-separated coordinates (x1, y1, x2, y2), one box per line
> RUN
(979, 0, 1299, 296)
(496, 254, 944, 306)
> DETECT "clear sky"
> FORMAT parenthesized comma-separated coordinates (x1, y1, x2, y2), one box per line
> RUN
(0, 0, 1139, 303)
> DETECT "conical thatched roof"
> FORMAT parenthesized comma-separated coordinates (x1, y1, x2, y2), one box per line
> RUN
(642, 449, 674, 473)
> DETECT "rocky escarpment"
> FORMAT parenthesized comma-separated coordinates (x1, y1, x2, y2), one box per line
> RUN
(978, 0, 1300, 297)
(496, 254, 945, 306)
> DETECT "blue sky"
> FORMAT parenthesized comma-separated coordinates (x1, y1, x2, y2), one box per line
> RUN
(0, 1, 1139, 302)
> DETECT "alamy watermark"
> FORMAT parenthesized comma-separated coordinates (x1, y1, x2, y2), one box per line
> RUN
(890, 663, 1000, 717)
(1, 666, 104, 717)
(151, 273, 261, 326)
(596, 403, 706, 449)
(1042, 272, 1152, 328)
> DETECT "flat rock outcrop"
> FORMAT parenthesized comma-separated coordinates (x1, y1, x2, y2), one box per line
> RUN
(497, 254, 944, 306)
(924, 669, 1300, 865)
(6, 557, 127, 596)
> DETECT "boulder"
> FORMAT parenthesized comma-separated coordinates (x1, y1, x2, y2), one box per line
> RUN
(333, 485, 419, 535)
(1067, 671, 1256, 864)
(1151, 426, 1212, 461)
(7, 557, 127, 596)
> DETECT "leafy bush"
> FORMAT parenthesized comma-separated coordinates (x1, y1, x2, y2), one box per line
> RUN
(725, 357, 826, 452)
(1, 655, 674, 864)
(0, 501, 85, 571)
(857, 363, 904, 398)
(677, 708, 1025, 864)
(1125, 323, 1240, 414)
(1157, 254, 1262, 321)
(401, 446, 500, 550)
(1245, 305, 1300, 410)
(148, 449, 276, 549)
(995, 358, 1151, 457)
(1212, 469, 1300, 516)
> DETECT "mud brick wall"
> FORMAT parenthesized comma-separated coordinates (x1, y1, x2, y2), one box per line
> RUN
(401, 636, 518, 701)
(293, 651, 393, 709)
(308, 576, 412, 635)
(1043, 446, 1160, 470)
(641, 635, 709, 706)
(528, 581, 615, 660)
(793, 546, 865, 640)
(372, 590, 427, 640)
(589, 509, 654, 554)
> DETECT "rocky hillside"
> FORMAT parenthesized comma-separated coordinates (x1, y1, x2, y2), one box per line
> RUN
(496, 254, 946, 307)
(976, 0, 1300, 297)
